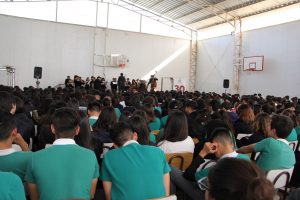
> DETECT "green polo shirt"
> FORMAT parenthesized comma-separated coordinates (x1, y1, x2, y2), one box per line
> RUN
(195, 153, 249, 181)
(160, 115, 168, 128)
(149, 132, 157, 143)
(254, 138, 295, 172)
(286, 128, 298, 142)
(26, 142, 99, 200)
(149, 117, 161, 131)
(0, 149, 32, 182)
(89, 116, 98, 127)
(0, 172, 26, 200)
(114, 108, 121, 121)
(100, 141, 171, 200)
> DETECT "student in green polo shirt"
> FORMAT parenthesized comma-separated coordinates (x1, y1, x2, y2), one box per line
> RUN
(0, 114, 31, 182)
(26, 108, 99, 200)
(100, 122, 171, 200)
(0, 172, 26, 200)
(87, 101, 101, 127)
(170, 128, 249, 200)
(237, 115, 296, 172)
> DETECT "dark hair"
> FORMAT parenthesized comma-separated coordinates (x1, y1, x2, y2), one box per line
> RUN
(74, 111, 91, 148)
(208, 158, 274, 200)
(281, 109, 297, 128)
(111, 121, 134, 147)
(102, 97, 112, 107)
(0, 91, 16, 114)
(51, 107, 80, 138)
(210, 99, 221, 112)
(127, 115, 150, 145)
(133, 110, 147, 120)
(93, 107, 116, 133)
(87, 102, 101, 113)
(0, 114, 16, 141)
(271, 115, 293, 139)
(185, 100, 198, 110)
(159, 110, 188, 143)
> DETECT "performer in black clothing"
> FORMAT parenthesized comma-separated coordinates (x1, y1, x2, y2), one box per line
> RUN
(147, 75, 158, 92)
(94, 76, 102, 91)
(110, 78, 118, 93)
(64, 76, 73, 88)
(117, 73, 126, 93)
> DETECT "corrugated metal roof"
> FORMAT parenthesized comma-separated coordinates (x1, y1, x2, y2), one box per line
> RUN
(126, 0, 300, 29)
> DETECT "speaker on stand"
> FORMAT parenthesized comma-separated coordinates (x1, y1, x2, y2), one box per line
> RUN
(34, 66, 42, 88)
(223, 79, 229, 94)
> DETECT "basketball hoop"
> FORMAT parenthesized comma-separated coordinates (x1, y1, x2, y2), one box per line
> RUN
(119, 63, 125, 69)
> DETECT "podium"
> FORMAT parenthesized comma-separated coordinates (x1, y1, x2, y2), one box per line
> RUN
(0, 66, 16, 87)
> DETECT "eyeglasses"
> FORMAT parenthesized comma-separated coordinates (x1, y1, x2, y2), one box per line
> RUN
(198, 177, 209, 191)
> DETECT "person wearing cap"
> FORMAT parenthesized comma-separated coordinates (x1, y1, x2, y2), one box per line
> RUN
(170, 128, 249, 200)
(100, 121, 171, 200)
(25, 108, 99, 200)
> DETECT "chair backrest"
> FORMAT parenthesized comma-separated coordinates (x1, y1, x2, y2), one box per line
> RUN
(166, 153, 193, 171)
(101, 143, 114, 158)
(152, 130, 160, 135)
(237, 133, 253, 140)
(148, 195, 177, 200)
(45, 144, 52, 148)
(289, 141, 298, 151)
(196, 159, 217, 172)
(266, 167, 294, 189)
(12, 144, 22, 152)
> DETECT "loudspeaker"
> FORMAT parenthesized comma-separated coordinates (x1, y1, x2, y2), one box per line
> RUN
(34, 66, 42, 79)
(223, 79, 229, 88)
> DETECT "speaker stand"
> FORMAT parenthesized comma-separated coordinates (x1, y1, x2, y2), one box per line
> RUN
(36, 78, 40, 89)
(225, 89, 227, 94)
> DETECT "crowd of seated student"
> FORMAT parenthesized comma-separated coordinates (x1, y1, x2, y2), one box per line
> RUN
(1, 83, 300, 199)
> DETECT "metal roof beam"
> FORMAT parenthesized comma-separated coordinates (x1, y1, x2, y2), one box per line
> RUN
(196, 0, 300, 29)
(148, 0, 165, 9)
(173, 0, 228, 20)
(161, 1, 190, 15)
(186, 0, 266, 25)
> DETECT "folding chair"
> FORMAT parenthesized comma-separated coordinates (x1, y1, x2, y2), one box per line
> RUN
(166, 153, 193, 171)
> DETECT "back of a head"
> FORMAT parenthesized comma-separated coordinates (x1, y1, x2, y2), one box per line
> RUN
(254, 112, 271, 137)
(209, 128, 232, 146)
(281, 109, 297, 127)
(87, 102, 101, 113)
(163, 110, 188, 142)
(206, 119, 229, 139)
(168, 100, 183, 110)
(0, 91, 16, 114)
(207, 158, 274, 200)
(271, 114, 293, 139)
(237, 104, 255, 123)
(127, 115, 150, 145)
(111, 122, 134, 147)
(210, 99, 221, 112)
(94, 106, 117, 131)
(0, 114, 16, 141)
(185, 100, 198, 110)
(51, 107, 80, 138)
(102, 97, 112, 107)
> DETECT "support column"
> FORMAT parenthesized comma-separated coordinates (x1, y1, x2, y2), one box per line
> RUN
(189, 30, 197, 92)
(233, 17, 242, 94)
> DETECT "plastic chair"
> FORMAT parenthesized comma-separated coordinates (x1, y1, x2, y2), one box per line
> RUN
(152, 130, 160, 135)
(288, 141, 298, 151)
(166, 153, 193, 171)
(148, 195, 177, 200)
(266, 167, 294, 200)
(196, 159, 217, 172)
(101, 143, 114, 158)
(237, 133, 253, 140)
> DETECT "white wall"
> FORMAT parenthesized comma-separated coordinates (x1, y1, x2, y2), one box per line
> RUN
(94, 29, 190, 90)
(196, 20, 300, 97)
(0, 14, 190, 89)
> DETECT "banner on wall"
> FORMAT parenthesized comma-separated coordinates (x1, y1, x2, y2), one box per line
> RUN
(173, 78, 187, 92)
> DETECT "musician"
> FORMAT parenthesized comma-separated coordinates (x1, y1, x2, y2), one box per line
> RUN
(147, 75, 158, 92)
